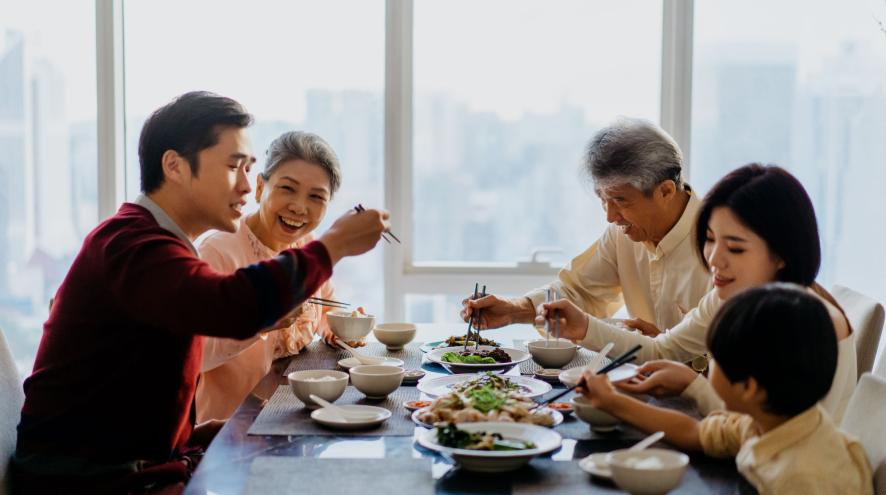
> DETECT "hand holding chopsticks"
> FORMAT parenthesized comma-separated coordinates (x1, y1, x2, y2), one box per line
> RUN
(354, 204, 400, 244)
(531, 344, 641, 411)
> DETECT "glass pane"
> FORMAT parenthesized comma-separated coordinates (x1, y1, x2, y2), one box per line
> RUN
(123, 0, 386, 318)
(691, 0, 886, 302)
(0, 1, 97, 376)
(413, 1, 662, 263)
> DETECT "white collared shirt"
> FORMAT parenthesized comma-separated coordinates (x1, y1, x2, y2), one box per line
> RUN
(527, 190, 712, 356)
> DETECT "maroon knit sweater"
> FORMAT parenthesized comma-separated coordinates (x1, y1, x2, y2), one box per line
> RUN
(16, 203, 331, 466)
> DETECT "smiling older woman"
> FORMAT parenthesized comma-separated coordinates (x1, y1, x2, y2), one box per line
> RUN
(195, 131, 358, 423)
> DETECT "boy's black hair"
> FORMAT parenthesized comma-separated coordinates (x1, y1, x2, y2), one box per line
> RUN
(707, 283, 838, 416)
(138, 91, 253, 193)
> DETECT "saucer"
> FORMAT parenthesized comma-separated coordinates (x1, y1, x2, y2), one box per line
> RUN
(337, 357, 405, 370)
(578, 453, 612, 478)
(401, 368, 426, 384)
(311, 404, 391, 430)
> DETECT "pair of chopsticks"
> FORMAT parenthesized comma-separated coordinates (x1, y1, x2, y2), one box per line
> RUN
(531, 344, 642, 411)
(354, 203, 401, 244)
(463, 283, 487, 351)
(308, 297, 349, 309)
(544, 288, 560, 343)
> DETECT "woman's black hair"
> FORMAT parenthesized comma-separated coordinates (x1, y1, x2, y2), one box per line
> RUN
(695, 164, 821, 285)
(707, 283, 838, 416)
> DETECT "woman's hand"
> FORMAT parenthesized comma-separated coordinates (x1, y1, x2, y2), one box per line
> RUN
(623, 317, 662, 337)
(615, 360, 697, 398)
(575, 370, 619, 409)
(533, 298, 590, 341)
(460, 294, 533, 329)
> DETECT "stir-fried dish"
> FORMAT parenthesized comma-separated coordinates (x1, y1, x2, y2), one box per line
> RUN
(418, 384, 555, 427)
(436, 423, 536, 451)
(438, 335, 500, 348)
(441, 348, 511, 364)
(450, 372, 529, 395)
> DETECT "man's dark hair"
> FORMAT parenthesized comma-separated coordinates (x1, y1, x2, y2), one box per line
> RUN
(707, 283, 838, 416)
(138, 91, 253, 193)
(695, 163, 821, 286)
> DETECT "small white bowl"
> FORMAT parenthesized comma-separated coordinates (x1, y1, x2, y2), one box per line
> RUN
(372, 323, 417, 350)
(327, 310, 376, 342)
(571, 396, 620, 432)
(349, 364, 404, 399)
(609, 448, 689, 495)
(287, 369, 349, 409)
(527, 339, 577, 368)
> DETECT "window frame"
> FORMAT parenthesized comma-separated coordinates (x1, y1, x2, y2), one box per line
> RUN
(95, 0, 695, 320)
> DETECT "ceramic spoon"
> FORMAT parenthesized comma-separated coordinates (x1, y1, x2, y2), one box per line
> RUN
(337, 339, 385, 365)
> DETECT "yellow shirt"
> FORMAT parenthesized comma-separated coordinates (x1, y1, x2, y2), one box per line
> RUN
(698, 406, 873, 495)
(527, 191, 712, 361)
(195, 218, 334, 422)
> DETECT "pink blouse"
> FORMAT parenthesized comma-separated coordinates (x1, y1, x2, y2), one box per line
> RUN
(195, 218, 334, 422)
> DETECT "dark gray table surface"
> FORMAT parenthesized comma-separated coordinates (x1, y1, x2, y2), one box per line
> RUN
(184, 324, 753, 495)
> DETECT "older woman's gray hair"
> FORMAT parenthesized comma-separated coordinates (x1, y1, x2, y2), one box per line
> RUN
(262, 131, 342, 196)
(585, 117, 684, 194)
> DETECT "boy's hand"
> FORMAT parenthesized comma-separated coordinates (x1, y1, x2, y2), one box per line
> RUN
(575, 370, 619, 409)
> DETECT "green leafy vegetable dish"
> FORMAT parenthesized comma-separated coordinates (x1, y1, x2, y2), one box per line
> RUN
(440, 348, 511, 364)
(436, 423, 536, 451)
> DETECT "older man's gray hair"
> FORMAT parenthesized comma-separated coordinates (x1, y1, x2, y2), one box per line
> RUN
(262, 131, 342, 196)
(585, 117, 684, 194)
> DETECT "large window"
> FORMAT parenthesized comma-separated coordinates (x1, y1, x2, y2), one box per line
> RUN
(691, 0, 886, 305)
(123, 0, 386, 318)
(0, 1, 97, 375)
(412, 0, 662, 265)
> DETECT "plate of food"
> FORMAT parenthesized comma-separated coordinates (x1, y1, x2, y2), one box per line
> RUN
(419, 335, 501, 353)
(425, 345, 530, 374)
(411, 387, 562, 428)
(416, 422, 562, 472)
(417, 371, 551, 398)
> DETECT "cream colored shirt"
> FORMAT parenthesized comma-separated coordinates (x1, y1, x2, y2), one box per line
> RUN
(195, 218, 334, 422)
(527, 192, 711, 350)
(698, 406, 873, 495)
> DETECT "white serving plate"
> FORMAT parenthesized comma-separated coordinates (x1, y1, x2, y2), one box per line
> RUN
(310, 404, 392, 430)
(417, 422, 562, 473)
(417, 373, 551, 398)
(411, 406, 563, 429)
(337, 357, 405, 370)
(558, 362, 639, 387)
(425, 346, 530, 374)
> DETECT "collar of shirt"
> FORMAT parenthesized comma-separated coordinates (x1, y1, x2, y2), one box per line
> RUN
(133, 194, 198, 256)
(739, 405, 824, 467)
(645, 186, 700, 260)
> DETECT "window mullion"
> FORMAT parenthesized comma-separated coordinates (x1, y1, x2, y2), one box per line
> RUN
(95, 0, 126, 219)
(660, 0, 694, 179)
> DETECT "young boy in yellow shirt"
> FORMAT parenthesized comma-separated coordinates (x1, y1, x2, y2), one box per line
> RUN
(577, 283, 873, 495)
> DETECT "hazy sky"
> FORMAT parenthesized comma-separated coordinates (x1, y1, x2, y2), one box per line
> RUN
(1, 0, 885, 122)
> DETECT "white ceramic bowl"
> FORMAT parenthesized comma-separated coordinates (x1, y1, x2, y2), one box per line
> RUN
(609, 448, 690, 495)
(327, 310, 376, 341)
(372, 323, 417, 350)
(417, 422, 562, 473)
(349, 364, 404, 399)
(527, 339, 577, 368)
(287, 369, 349, 409)
(571, 396, 620, 432)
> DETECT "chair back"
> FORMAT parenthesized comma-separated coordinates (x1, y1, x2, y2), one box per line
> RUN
(832, 285, 885, 379)
(841, 373, 886, 494)
(0, 328, 23, 495)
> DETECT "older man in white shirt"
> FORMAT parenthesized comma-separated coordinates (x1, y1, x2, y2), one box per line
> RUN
(462, 117, 712, 343)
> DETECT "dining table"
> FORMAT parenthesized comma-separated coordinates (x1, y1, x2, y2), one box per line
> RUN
(183, 323, 755, 494)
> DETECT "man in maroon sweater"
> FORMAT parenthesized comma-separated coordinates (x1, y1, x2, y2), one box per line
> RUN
(11, 92, 389, 494)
